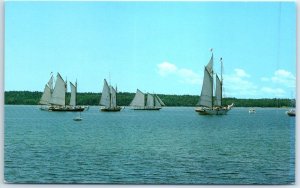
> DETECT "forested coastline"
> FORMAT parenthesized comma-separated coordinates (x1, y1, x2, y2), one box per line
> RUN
(4, 91, 294, 107)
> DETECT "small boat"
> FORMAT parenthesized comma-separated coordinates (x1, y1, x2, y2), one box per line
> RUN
(73, 112, 83, 121)
(249, 108, 256, 113)
(130, 89, 165, 110)
(99, 79, 122, 112)
(195, 50, 233, 115)
(286, 109, 295, 116)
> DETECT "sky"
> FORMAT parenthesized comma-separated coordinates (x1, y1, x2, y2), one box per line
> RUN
(4, 1, 296, 99)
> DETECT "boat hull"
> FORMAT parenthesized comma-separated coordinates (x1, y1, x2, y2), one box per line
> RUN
(100, 107, 122, 112)
(133, 107, 162, 110)
(286, 109, 296, 116)
(40, 105, 88, 112)
(195, 104, 233, 115)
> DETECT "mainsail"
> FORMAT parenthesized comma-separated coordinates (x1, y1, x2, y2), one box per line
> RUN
(146, 93, 154, 107)
(70, 82, 77, 106)
(100, 79, 111, 108)
(130, 89, 145, 107)
(198, 66, 214, 108)
(49, 73, 66, 106)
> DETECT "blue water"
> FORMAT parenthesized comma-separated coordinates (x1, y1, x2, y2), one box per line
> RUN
(4, 105, 295, 184)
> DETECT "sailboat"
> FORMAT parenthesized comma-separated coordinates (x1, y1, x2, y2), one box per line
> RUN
(39, 73, 87, 112)
(286, 98, 296, 116)
(73, 112, 83, 121)
(99, 79, 122, 112)
(195, 50, 233, 115)
(130, 89, 165, 110)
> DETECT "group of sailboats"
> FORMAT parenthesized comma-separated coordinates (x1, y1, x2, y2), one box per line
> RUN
(40, 49, 234, 115)
(39, 73, 87, 112)
(195, 50, 233, 115)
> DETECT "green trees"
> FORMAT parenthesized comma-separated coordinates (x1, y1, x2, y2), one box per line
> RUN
(4, 91, 294, 107)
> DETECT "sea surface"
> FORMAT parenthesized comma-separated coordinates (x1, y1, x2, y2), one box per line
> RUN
(4, 105, 295, 184)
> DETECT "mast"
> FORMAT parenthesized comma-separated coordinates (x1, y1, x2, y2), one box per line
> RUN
(65, 77, 67, 107)
(220, 57, 223, 106)
(211, 50, 214, 107)
(75, 80, 77, 106)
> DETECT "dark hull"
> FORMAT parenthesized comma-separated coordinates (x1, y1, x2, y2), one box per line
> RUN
(101, 107, 122, 112)
(133, 107, 161, 111)
(50, 108, 85, 112)
(41, 106, 87, 112)
(287, 112, 295, 116)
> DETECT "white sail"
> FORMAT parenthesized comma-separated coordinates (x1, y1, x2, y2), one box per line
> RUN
(100, 79, 111, 107)
(146, 93, 154, 107)
(130, 89, 145, 107)
(49, 73, 66, 106)
(70, 82, 77, 106)
(110, 86, 117, 108)
(214, 74, 222, 106)
(198, 67, 213, 108)
(39, 84, 51, 105)
(156, 95, 165, 106)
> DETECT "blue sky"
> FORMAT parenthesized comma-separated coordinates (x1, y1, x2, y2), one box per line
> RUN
(5, 1, 296, 99)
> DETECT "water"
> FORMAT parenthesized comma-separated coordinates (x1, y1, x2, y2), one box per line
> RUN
(4, 105, 295, 184)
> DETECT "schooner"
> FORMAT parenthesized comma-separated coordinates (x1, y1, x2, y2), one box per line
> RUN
(195, 50, 233, 115)
(99, 79, 122, 112)
(39, 73, 87, 112)
(130, 89, 165, 110)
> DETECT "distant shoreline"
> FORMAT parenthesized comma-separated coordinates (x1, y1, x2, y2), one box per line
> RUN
(4, 91, 294, 108)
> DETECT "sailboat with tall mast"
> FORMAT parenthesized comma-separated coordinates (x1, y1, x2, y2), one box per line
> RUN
(195, 50, 233, 115)
(99, 79, 122, 112)
(130, 89, 165, 110)
(39, 72, 87, 112)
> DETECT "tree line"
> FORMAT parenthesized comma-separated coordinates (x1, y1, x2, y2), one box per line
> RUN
(4, 91, 295, 107)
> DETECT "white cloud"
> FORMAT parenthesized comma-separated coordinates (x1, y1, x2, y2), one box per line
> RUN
(271, 69, 295, 87)
(157, 62, 201, 85)
(234, 68, 250, 78)
(261, 77, 269, 82)
(157, 62, 178, 76)
(261, 87, 286, 97)
(223, 68, 258, 97)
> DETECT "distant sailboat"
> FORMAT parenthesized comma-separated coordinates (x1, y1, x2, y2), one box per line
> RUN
(249, 108, 256, 114)
(99, 79, 121, 112)
(73, 112, 83, 121)
(286, 98, 296, 116)
(39, 73, 87, 112)
(195, 50, 233, 115)
(130, 89, 165, 110)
